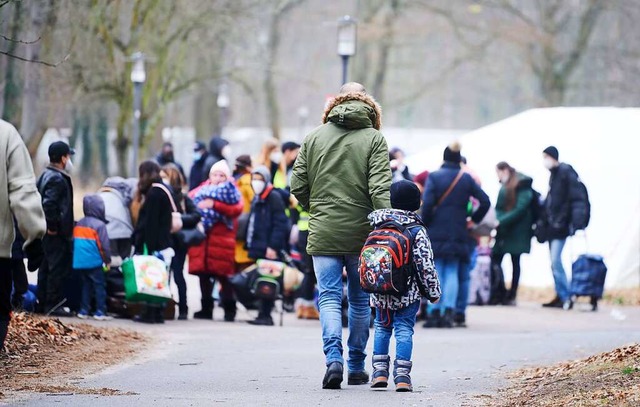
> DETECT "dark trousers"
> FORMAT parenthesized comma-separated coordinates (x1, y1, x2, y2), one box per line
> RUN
(79, 267, 107, 315)
(170, 246, 188, 311)
(199, 275, 235, 308)
(258, 298, 275, 319)
(110, 238, 133, 260)
(38, 235, 73, 311)
(297, 230, 316, 302)
(1, 258, 11, 321)
(11, 258, 28, 300)
(491, 253, 522, 303)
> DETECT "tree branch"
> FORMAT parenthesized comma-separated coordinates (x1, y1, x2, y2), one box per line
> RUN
(0, 49, 69, 67)
(0, 34, 41, 44)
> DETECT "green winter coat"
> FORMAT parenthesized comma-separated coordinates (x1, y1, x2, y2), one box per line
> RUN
(494, 173, 533, 256)
(291, 93, 392, 255)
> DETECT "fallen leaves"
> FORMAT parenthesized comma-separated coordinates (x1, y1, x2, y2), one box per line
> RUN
(488, 344, 640, 406)
(1, 313, 146, 401)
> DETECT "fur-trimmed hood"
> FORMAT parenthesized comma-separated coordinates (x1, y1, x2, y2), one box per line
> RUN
(322, 92, 382, 130)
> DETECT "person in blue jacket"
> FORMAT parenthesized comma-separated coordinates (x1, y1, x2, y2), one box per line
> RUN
(245, 166, 291, 326)
(421, 142, 490, 328)
(73, 195, 112, 321)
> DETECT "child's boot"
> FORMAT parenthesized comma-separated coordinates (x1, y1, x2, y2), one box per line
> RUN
(394, 359, 413, 392)
(370, 355, 390, 388)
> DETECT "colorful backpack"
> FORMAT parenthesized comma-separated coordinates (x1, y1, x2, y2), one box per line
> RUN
(358, 220, 416, 296)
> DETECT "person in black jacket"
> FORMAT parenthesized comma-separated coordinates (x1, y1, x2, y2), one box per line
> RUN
(133, 161, 174, 323)
(540, 146, 586, 310)
(156, 142, 186, 182)
(389, 147, 413, 183)
(245, 166, 291, 326)
(36, 141, 75, 317)
(161, 164, 201, 320)
(189, 141, 215, 191)
(420, 142, 490, 328)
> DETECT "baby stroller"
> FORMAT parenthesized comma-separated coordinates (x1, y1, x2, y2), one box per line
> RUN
(230, 251, 304, 326)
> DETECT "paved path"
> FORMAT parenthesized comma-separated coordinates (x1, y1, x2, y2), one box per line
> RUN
(10, 302, 640, 407)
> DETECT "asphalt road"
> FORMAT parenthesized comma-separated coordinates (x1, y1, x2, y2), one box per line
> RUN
(9, 301, 640, 407)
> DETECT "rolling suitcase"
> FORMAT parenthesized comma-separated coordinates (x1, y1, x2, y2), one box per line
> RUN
(570, 254, 607, 311)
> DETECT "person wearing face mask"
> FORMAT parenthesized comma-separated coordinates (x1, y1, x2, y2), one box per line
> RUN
(539, 146, 589, 310)
(491, 162, 534, 306)
(36, 141, 76, 316)
(245, 166, 291, 326)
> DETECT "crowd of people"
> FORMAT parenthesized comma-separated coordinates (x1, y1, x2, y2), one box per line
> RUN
(0, 82, 591, 392)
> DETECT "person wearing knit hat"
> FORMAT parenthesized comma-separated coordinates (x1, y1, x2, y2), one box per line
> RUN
(188, 158, 243, 322)
(368, 181, 441, 392)
(539, 145, 589, 310)
(209, 159, 232, 181)
(390, 180, 422, 212)
(443, 141, 462, 164)
(245, 165, 290, 326)
(542, 146, 560, 169)
(421, 140, 490, 329)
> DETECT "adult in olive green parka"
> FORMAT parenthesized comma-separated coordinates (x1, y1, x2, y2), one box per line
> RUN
(291, 83, 391, 389)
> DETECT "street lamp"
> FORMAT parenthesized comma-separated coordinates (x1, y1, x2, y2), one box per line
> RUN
(217, 82, 230, 136)
(130, 52, 146, 177)
(337, 15, 357, 85)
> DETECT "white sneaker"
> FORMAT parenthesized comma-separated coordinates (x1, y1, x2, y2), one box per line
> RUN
(77, 313, 89, 320)
(93, 313, 113, 321)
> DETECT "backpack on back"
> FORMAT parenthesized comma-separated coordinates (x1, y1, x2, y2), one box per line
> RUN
(569, 169, 591, 233)
(358, 220, 416, 296)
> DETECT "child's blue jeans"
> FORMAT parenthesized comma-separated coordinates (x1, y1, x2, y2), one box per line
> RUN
(79, 267, 107, 315)
(373, 301, 420, 361)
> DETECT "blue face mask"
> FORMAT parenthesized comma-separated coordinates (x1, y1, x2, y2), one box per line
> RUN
(193, 151, 203, 161)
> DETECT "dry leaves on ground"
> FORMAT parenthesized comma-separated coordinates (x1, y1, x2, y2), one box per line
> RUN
(1, 313, 145, 401)
(488, 343, 640, 406)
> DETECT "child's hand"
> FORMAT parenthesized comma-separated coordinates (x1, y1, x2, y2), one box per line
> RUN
(197, 199, 214, 209)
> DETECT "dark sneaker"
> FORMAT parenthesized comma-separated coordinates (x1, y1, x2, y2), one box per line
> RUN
(422, 309, 441, 328)
(347, 370, 369, 385)
(542, 297, 563, 308)
(322, 362, 344, 389)
(247, 317, 274, 326)
(453, 312, 467, 328)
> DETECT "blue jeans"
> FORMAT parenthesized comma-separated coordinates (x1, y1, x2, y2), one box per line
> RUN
(79, 267, 107, 315)
(550, 239, 569, 301)
(313, 255, 369, 372)
(373, 301, 419, 361)
(431, 257, 460, 313)
(456, 247, 477, 315)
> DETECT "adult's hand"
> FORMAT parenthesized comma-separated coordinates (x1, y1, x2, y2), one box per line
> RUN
(197, 199, 214, 210)
(265, 247, 278, 260)
(24, 239, 44, 272)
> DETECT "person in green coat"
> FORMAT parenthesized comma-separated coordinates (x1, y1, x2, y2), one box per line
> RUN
(291, 82, 391, 390)
(492, 162, 533, 306)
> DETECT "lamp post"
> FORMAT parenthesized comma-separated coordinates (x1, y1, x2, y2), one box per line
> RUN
(337, 15, 357, 85)
(130, 52, 146, 177)
(217, 82, 230, 136)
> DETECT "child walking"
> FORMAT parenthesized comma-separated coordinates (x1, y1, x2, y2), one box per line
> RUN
(73, 195, 112, 321)
(368, 180, 441, 392)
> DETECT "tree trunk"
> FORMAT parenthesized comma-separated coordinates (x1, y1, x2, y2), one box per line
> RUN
(20, 2, 49, 148)
(96, 109, 109, 177)
(1, 1, 23, 123)
(115, 107, 130, 177)
(263, 14, 281, 140)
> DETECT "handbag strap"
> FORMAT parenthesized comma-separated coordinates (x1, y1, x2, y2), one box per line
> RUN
(437, 171, 464, 207)
(152, 183, 178, 212)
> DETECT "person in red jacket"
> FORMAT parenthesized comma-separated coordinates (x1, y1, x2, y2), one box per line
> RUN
(188, 161, 244, 321)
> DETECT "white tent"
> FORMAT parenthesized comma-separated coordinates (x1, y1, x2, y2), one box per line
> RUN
(405, 107, 640, 289)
